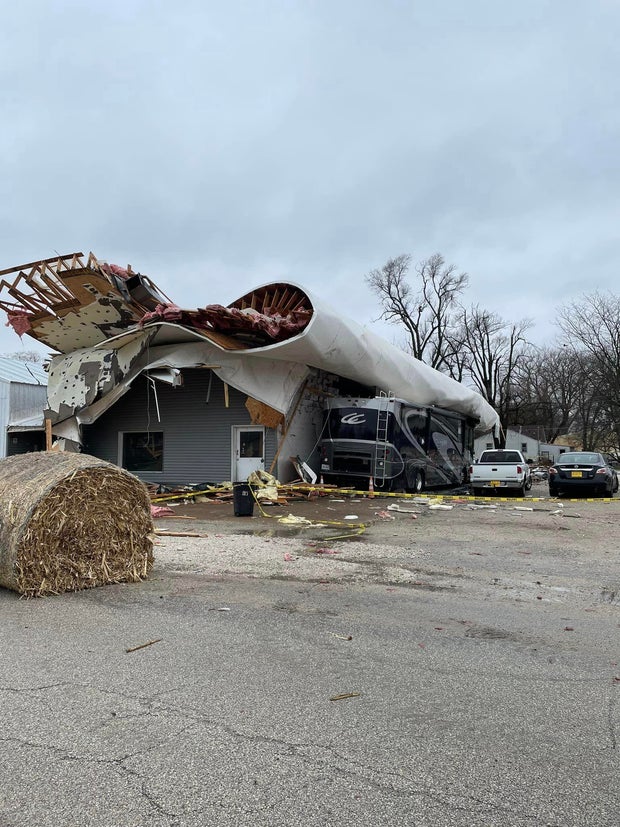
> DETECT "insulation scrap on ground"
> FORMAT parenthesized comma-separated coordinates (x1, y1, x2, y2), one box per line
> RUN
(0, 452, 153, 598)
(246, 470, 279, 502)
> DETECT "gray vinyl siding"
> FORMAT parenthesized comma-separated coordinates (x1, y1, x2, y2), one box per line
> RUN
(82, 369, 278, 485)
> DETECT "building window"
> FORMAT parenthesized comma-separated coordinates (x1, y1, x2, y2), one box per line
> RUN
(521, 442, 527, 451)
(122, 432, 164, 472)
(486, 442, 493, 449)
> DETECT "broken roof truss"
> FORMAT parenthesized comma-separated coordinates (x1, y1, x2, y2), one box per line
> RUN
(0, 252, 500, 437)
(0, 252, 171, 351)
(0, 253, 313, 354)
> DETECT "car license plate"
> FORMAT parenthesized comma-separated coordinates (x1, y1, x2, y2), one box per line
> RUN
(571, 471, 583, 478)
(489, 480, 501, 487)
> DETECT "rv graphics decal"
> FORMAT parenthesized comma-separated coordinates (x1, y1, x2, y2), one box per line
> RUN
(341, 413, 366, 425)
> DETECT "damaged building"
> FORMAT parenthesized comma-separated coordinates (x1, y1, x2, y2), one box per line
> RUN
(0, 357, 48, 457)
(0, 252, 499, 488)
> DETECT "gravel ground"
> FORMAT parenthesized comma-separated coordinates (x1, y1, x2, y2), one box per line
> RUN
(153, 481, 619, 599)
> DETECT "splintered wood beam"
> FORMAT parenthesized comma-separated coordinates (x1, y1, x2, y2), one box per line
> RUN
(7, 287, 48, 314)
(0, 253, 84, 277)
(195, 329, 252, 351)
(223, 382, 229, 408)
(281, 291, 301, 312)
(25, 270, 67, 301)
(40, 273, 75, 302)
(269, 378, 309, 474)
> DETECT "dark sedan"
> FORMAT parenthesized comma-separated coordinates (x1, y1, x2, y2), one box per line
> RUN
(548, 452, 619, 497)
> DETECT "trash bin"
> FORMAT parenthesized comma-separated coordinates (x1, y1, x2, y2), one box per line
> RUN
(233, 482, 254, 517)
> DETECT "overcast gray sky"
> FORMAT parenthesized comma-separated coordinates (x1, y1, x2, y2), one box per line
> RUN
(1, 0, 617, 357)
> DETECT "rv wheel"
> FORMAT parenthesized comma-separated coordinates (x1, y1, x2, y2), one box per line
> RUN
(409, 471, 424, 494)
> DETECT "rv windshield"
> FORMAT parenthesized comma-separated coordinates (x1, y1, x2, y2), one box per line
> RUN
(326, 408, 390, 441)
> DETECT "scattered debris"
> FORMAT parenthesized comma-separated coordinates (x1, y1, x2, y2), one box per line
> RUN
(151, 505, 176, 518)
(387, 503, 419, 514)
(125, 638, 162, 653)
(428, 504, 453, 511)
(247, 469, 279, 502)
(278, 514, 313, 526)
(329, 633, 353, 641)
(329, 692, 361, 701)
(154, 530, 208, 538)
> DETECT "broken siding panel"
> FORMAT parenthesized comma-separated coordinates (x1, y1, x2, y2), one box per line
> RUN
(82, 369, 277, 485)
(9, 383, 48, 424)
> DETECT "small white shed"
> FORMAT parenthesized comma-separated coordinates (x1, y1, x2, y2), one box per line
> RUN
(0, 358, 48, 457)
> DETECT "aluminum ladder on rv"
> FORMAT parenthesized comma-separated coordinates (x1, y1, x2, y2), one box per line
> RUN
(373, 392, 394, 486)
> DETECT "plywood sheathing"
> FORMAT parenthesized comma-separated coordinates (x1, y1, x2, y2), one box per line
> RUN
(245, 397, 285, 429)
(0, 253, 144, 352)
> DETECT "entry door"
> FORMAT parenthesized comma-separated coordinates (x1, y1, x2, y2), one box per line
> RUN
(233, 426, 265, 481)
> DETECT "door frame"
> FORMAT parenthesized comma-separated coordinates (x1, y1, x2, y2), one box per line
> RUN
(231, 425, 266, 482)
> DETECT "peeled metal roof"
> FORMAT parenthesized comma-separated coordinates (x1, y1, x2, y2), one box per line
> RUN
(0, 358, 47, 385)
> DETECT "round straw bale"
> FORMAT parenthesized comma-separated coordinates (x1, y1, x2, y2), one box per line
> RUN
(0, 452, 154, 597)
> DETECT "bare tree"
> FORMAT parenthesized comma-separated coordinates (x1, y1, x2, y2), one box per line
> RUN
(365, 253, 468, 372)
(509, 346, 578, 442)
(458, 306, 532, 443)
(569, 352, 609, 451)
(1, 350, 42, 363)
(556, 292, 620, 453)
(556, 292, 620, 395)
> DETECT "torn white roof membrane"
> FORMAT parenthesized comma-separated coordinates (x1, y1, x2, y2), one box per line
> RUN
(46, 281, 499, 434)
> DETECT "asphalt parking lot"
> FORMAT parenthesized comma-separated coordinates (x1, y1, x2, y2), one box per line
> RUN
(1, 484, 619, 826)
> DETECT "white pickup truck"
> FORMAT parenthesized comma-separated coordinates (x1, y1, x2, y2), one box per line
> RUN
(469, 449, 532, 497)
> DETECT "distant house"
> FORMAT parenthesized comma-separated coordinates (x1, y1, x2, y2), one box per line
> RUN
(0, 358, 48, 457)
(474, 427, 571, 464)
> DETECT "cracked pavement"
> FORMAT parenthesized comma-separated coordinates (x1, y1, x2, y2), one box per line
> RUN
(1, 492, 619, 826)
